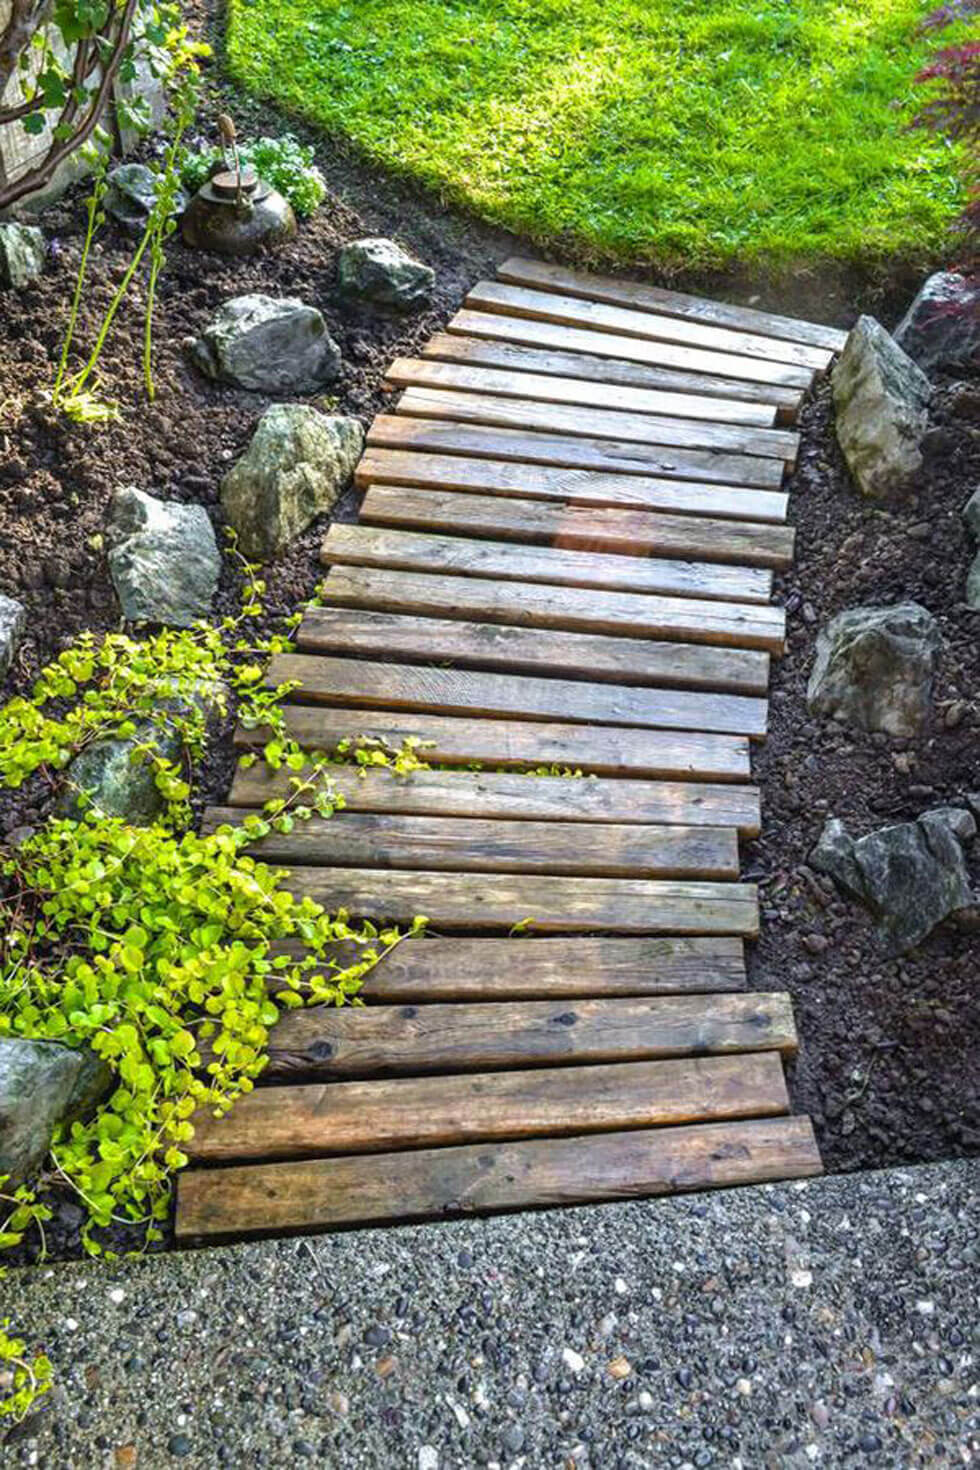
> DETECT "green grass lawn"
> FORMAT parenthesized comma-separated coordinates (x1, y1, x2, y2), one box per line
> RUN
(226, 0, 968, 270)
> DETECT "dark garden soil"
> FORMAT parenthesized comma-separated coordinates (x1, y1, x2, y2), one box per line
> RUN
(0, 30, 977, 1264)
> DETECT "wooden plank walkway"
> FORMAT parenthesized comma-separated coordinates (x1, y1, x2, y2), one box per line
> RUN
(177, 260, 834, 1243)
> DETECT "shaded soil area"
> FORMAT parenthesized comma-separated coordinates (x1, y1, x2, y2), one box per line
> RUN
(0, 38, 977, 1265)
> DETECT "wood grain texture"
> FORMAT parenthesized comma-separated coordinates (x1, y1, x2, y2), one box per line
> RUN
(468, 281, 830, 376)
(434, 323, 805, 417)
(204, 807, 741, 880)
(391, 389, 797, 476)
(187, 1053, 790, 1161)
(319, 564, 786, 655)
(283, 867, 760, 936)
(320, 522, 774, 605)
(389, 354, 780, 426)
(367, 417, 786, 491)
(264, 653, 770, 737)
(394, 385, 799, 466)
(360, 484, 795, 569)
(228, 761, 762, 838)
(297, 607, 770, 694)
(175, 1116, 823, 1240)
(496, 258, 848, 353)
(257, 992, 796, 1079)
(233, 706, 752, 782)
(265, 935, 748, 1000)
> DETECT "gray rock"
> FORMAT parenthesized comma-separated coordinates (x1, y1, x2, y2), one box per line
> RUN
(806, 603, 941, 737)
(104, 163, 188, 233)
(337, 237, 435, 312)
(812, 808, 975, 953)
(0, 222, 45, 289)
(106, 486, 220, 626)
(0, 593, 26, 679)
(0, 1038, 111, 1187)
(964, 488, 980, 540)
(62, 727, 177, 822)
(853, 813, 973, 954)
(220, 404, 364, 561)
(191, 295, 342, 393)
(893, 271, 980, 376)
(831, 316, 931, 499)
(810, 817, 864, 899)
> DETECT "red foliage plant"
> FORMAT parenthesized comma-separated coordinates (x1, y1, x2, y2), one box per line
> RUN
(912, 0, 980, 244)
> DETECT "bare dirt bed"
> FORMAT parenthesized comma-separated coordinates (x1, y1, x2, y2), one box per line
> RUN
(0, 85, 977, 1262)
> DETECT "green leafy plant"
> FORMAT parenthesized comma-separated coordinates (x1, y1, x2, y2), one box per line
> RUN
(0, 1316, 52, 1422)
(53, 40, 205, 422)
(182, 131, 326, 216)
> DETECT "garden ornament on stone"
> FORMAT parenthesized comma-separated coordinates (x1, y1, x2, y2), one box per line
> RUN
(182, 113, 297, 257)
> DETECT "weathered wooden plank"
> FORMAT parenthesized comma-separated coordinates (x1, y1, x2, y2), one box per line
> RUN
(257, 992, 794, 1080)
(234, 706, 753, 782)
(496, 258, 848, 353)
(393, 387, 799, 467)
(283, 867, 760, 936)
(176, 1116, 823, 1240)
(187, 1053, 790, 1162)
(385, 356, 780, 428)
(319, 566, 785, 656)
(264, 654, 769, 737)
(266, 935, 749, 1000)
(430, 326, 805, 417)
(203, 808, 741, 880)
(360, 484, 795, 569)
(298, 607, 770, 694)
(228, 763, 762, 838)
(468, 281, 831, 375)
(368, 417, 786, 491)
(321, 521, 774, 605)
(357, 450, 789, 524)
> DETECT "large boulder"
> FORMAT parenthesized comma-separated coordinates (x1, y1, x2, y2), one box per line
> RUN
(893, 272, 980, 378)
(190, 295, 342, 393)
(0, 1038, 112, 1187)
(337, 237, 435, 312)
(106, 486, 220, 627)
(806, 603, 940, 737)
(811, 807, 975, 954)
(0, 594, 25, 679)
(104, 163, 188, 234)
(0, 222, 45, 290)
(220, 404, 364, 561)
(831, 316, 931, 499)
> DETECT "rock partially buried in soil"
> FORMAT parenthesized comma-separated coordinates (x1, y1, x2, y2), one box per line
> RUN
(831, 316, 931, 500)
(0, 1037, 112, 1188)
(337, 236, 435, 312)
(190, 295, 342, 393)
(106, 486, 220, 627)
(0, 222, 45, 289)
(893, 271, 980, 377)
(104, 163, 188, 234)
(0, 593, 26, 679)
(811, 807, 975, 954)
(806, 603, 940, 737)
(221, 403, 364, 561)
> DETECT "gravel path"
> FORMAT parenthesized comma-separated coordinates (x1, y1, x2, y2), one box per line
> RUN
(4, 1159, 977, 1467)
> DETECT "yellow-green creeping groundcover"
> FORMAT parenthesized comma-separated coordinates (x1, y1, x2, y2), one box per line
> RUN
(227, 0, 968, 270)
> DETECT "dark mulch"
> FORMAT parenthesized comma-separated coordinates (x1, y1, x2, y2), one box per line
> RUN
(0, 41, 977, 1263)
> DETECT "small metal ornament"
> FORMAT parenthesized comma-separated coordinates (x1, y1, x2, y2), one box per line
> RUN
(181, 167, 297, 256)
